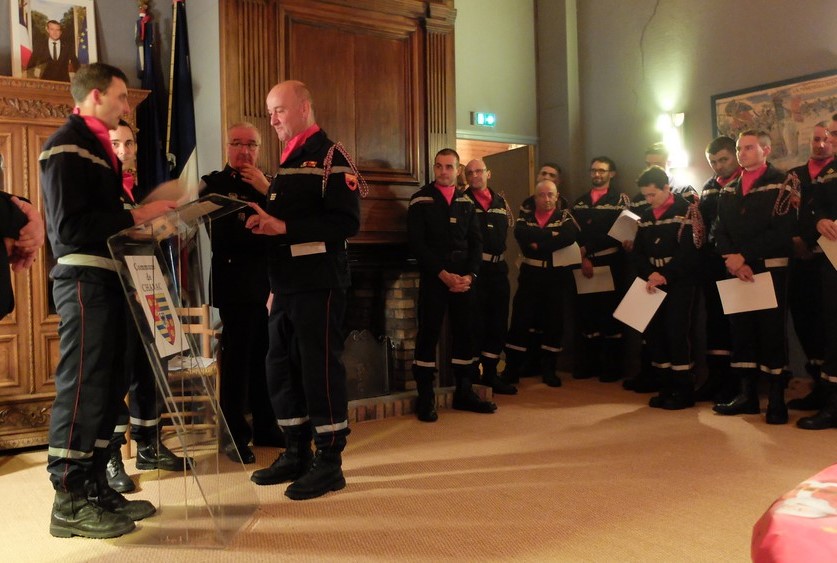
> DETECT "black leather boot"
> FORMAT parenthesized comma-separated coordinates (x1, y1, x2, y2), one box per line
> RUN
(765, 374, 789, 425)
(50, 490, 136, 539)
(694, 355, 730, 402)
(797, 389, 837, 430)
(713, 371, 760, 415)
(787, 367, 827, 411)
(452, 373, 497, 413)
(540, 352, 561, 388)
(88, 452, 156, 521)
(500, 348, 524, 384)
(481, 356, 517, 395)
(284, 449, 346, 501)
(135, 437, 191, 471)
(648, 368, 673, 409)
(251, 424, 314, 485)
(413, 365, 438, 422)
(661, 372, 696, 410)
(106, 439, 135, 494)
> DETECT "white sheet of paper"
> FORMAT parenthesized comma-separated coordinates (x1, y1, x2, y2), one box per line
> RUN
(613, 277, 666, 333)
(125, 255, 185, 357)
(573, 265, 615, 294)
(716, 272, 778, 315)
(607, 209, 640, 242)
(818, 232, 837, 269)
(552, 242, 582, 267)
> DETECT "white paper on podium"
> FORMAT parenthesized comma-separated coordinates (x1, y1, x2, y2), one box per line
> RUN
(818, 231, 837, 269)
(613, 277, 666, 333)
(573, 265, 615, 294)
(716, 272, 778, 315)
(125, 255, 185, 357)
(552, 242, 582, 267)
(607, 209, 640, 242)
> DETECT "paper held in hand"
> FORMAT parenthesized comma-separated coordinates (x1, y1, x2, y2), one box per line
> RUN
(613, 277, 666, 333)
(573, 265, 615, 294)
(818, 230, 837, 269)
(141, 178, 194, 205)
(552, 242, 582, 267)
(716, 272, 778, 315)
(607, 209, 640, 242)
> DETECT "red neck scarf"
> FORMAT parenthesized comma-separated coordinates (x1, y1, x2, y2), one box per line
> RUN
(435, 182, 455, 205)
(590, 186, 608, 205)
(74, 109, 119, 172)
(280, 123, 320, 165)
(652, 193, 675, 220)
(471, 187, 492, 210)
(535, 208, 553, 227)
(717, 167, 743, 187)
(741, 164, 767, 196)
(809, 157, 834, 180)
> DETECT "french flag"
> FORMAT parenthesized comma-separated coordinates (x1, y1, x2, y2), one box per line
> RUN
(18, 3, 31, 69)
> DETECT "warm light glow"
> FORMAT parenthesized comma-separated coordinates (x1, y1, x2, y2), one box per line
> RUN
(657, 112, 688, 169)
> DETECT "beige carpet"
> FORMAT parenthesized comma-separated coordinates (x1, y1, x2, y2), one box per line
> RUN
(1, 376, 832, 563)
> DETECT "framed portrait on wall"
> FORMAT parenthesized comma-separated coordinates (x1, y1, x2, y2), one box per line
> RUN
(9, 0, 97, 82)
(711, 69, 837, 171)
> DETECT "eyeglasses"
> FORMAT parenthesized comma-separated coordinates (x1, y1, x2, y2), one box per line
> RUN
(228, 142, 260, 150)
(465, 168, 487, 176)
(590, 168, 611, 174)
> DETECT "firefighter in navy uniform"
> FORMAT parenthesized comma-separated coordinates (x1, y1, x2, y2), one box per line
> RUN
(692, 136, 741, 402)
(246, 81, 361, 501)
(201, 123, 281, 465)
(41, 64, 174, 538)
(105, 120, 189, 494)
(408, 148, 496, 423)
(632, 167, 703, 409)
(712, 130, 796, 425)
(785, 123, 834, 413)
(503, 179, 578, 387)
(462, 159, 517, 395)
(571, 156, 631, 382)
(798, 114, 837, 430)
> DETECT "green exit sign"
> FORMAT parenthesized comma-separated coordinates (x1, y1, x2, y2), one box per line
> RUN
(471, 111, 496, 127)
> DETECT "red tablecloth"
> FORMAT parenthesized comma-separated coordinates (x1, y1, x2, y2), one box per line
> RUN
(752, 463, 837, 562)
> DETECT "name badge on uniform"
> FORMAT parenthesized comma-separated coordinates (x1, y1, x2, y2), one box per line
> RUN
(302, 161, 318, 168)
(290, 242, 327, 257)
(449, 217, 457, 224)
(269, 193, 277, 200)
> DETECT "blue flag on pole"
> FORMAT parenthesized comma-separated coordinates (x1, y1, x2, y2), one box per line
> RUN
(135, 10, 168, 199)
(167, 0, 198, 189)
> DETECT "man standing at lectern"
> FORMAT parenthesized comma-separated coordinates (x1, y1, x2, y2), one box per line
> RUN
(246, 80, 361, 500)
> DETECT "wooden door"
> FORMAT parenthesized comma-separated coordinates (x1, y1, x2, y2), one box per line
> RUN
(484, 145, 534, 301)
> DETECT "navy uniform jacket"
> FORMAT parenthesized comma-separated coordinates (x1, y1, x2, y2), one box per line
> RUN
(40, 114, 134, 285)
(463, 187, 509, 275)
(571, 187, 629, 257)
(632, 194, 702, 285)
(788, 160, 837, 248)
(202, 165, 269, 307)
(712, 163, 795, 270)
(0, 193, 29, 318)
(265, 129, 360, 294)
(408, 184, 482, 278)
(813, 161, 837, 224)
(514, 202, 578, 263)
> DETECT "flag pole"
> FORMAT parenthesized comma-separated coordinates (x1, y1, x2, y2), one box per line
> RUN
(165, 0, 178, 158)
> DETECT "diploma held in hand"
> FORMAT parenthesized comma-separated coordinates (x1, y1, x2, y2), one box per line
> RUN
(716, 272, 778, 315)
(573, 265, 615, 294)
(613, 277, 666, 333)
(607, 209, 640, 242)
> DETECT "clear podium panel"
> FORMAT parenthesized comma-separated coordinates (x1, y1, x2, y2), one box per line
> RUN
(108, 195, 259, 548)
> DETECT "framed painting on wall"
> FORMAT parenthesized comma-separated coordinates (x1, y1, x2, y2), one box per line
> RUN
(711, 69, 837, 171)
(9, 0, 97, 82)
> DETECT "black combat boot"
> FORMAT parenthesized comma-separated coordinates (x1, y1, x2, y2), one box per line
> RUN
(135, 437, 190, 471)
(500, 348, 525, 384)
(284, 449, 346, 501)
(787, 365, 827, 410)
(797, 388, 837, 430)
(50, 490, 136, 539)
(713, 370, 760, 415)
(694, 355, 730, 402)
(661, 372, 696, 410)
(452, 372, 497, 414)
(413, 365, 438, 422)
(481, 356, 517, 395)
(765, 374, 789, 425)
(540, 352, 561, 388)
(251, 424, 314, 485)
(106, 438, 135, 494)
(88, 451, 156, 521)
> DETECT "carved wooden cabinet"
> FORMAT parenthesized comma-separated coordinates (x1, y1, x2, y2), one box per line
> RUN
(0, 77, 147, 450)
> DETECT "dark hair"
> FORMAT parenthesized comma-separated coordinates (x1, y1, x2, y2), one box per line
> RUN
(47, 20, 61, 27)
(540, 162, 562, 175)
(637, 166, 669, 189)
(705, 135, 735, 155)
(644, 142, 668, 158)
(70, 63, 128, 104)
(436, 148, 460, 166)
(590, 156, 616, 173)
(117, 119, 136, 139)
(738, 129, 771, 147)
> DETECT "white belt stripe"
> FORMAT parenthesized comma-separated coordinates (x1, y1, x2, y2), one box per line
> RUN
(48, 446, 95, 460)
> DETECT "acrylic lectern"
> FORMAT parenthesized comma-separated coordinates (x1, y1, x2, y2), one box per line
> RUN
(107, 195, 259, 548)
